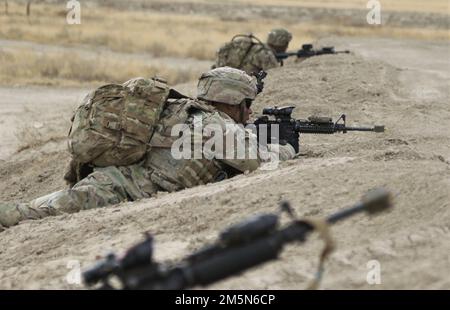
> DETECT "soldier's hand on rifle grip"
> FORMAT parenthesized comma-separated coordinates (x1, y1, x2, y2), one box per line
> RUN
(286, 138, 299, 153)
(280, 133, 299, 153)
(253, 70, 267, 94)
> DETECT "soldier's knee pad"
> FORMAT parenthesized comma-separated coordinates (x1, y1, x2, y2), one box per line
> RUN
(44, 189, 89, 213)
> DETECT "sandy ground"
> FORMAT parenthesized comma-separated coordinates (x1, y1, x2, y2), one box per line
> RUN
(0, 37, 449, 289)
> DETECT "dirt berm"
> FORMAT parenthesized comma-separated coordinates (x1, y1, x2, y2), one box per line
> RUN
(0, 38, 449, 289)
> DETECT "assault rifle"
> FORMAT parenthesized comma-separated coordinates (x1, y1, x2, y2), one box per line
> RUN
(252, 106, 385, 153)
(83, 188, 392, 290)
(275, 44, 350, 64)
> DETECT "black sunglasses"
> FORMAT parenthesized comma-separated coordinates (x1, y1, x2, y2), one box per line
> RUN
(244, 98, 253, 109)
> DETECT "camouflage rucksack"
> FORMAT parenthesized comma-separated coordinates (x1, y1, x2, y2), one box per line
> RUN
(67, 77, 170, 169)
(214, 34, 265, 70)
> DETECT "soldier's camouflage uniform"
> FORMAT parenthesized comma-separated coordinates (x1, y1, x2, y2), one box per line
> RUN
(0, 97, 295, 229)
(213, 29, 293, 75)
(213, 35, 279, 75)
(236, 42, 279, 75)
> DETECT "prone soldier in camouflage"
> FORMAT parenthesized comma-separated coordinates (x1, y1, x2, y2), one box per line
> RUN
(213, 28, 293, 75)
(0, 67, 295, 230)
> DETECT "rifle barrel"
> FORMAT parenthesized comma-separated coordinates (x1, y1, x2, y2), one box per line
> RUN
(327, 188, 391, 224)
(326, 202, 366, 224)
(275, 52, 298, 60)
(345, 125, 385, 132)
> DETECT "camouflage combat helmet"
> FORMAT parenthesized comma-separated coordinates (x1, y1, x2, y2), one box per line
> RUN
(197, 67, 258, 105)
(267, 28, 292, 48)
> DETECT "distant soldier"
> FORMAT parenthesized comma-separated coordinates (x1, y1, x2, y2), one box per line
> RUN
(0, 67, 295, 229)
(266, 28, 293, 54)
(212, 28, 293, 75)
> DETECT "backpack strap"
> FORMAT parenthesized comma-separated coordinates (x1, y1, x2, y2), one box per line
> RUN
(232, 34, 265, 69)
(148, 99, 215, 149)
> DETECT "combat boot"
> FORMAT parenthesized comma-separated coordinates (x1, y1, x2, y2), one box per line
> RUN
(0, 202, 51, 229)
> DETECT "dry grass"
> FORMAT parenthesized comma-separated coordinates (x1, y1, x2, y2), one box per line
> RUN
(0, 48, 201, 86)
(1, 3, 251, 60)
(164, 0, 450, 14)
(0, 1, 448, 86)
(1, 2, 448, 61)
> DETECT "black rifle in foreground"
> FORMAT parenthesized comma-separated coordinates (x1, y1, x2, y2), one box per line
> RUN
(252, 106, 385, 153)
(83, 188, 392, 290)
(275, 44, 350, 64)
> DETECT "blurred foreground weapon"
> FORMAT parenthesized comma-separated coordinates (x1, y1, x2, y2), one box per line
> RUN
(83, 188, 392, 290)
